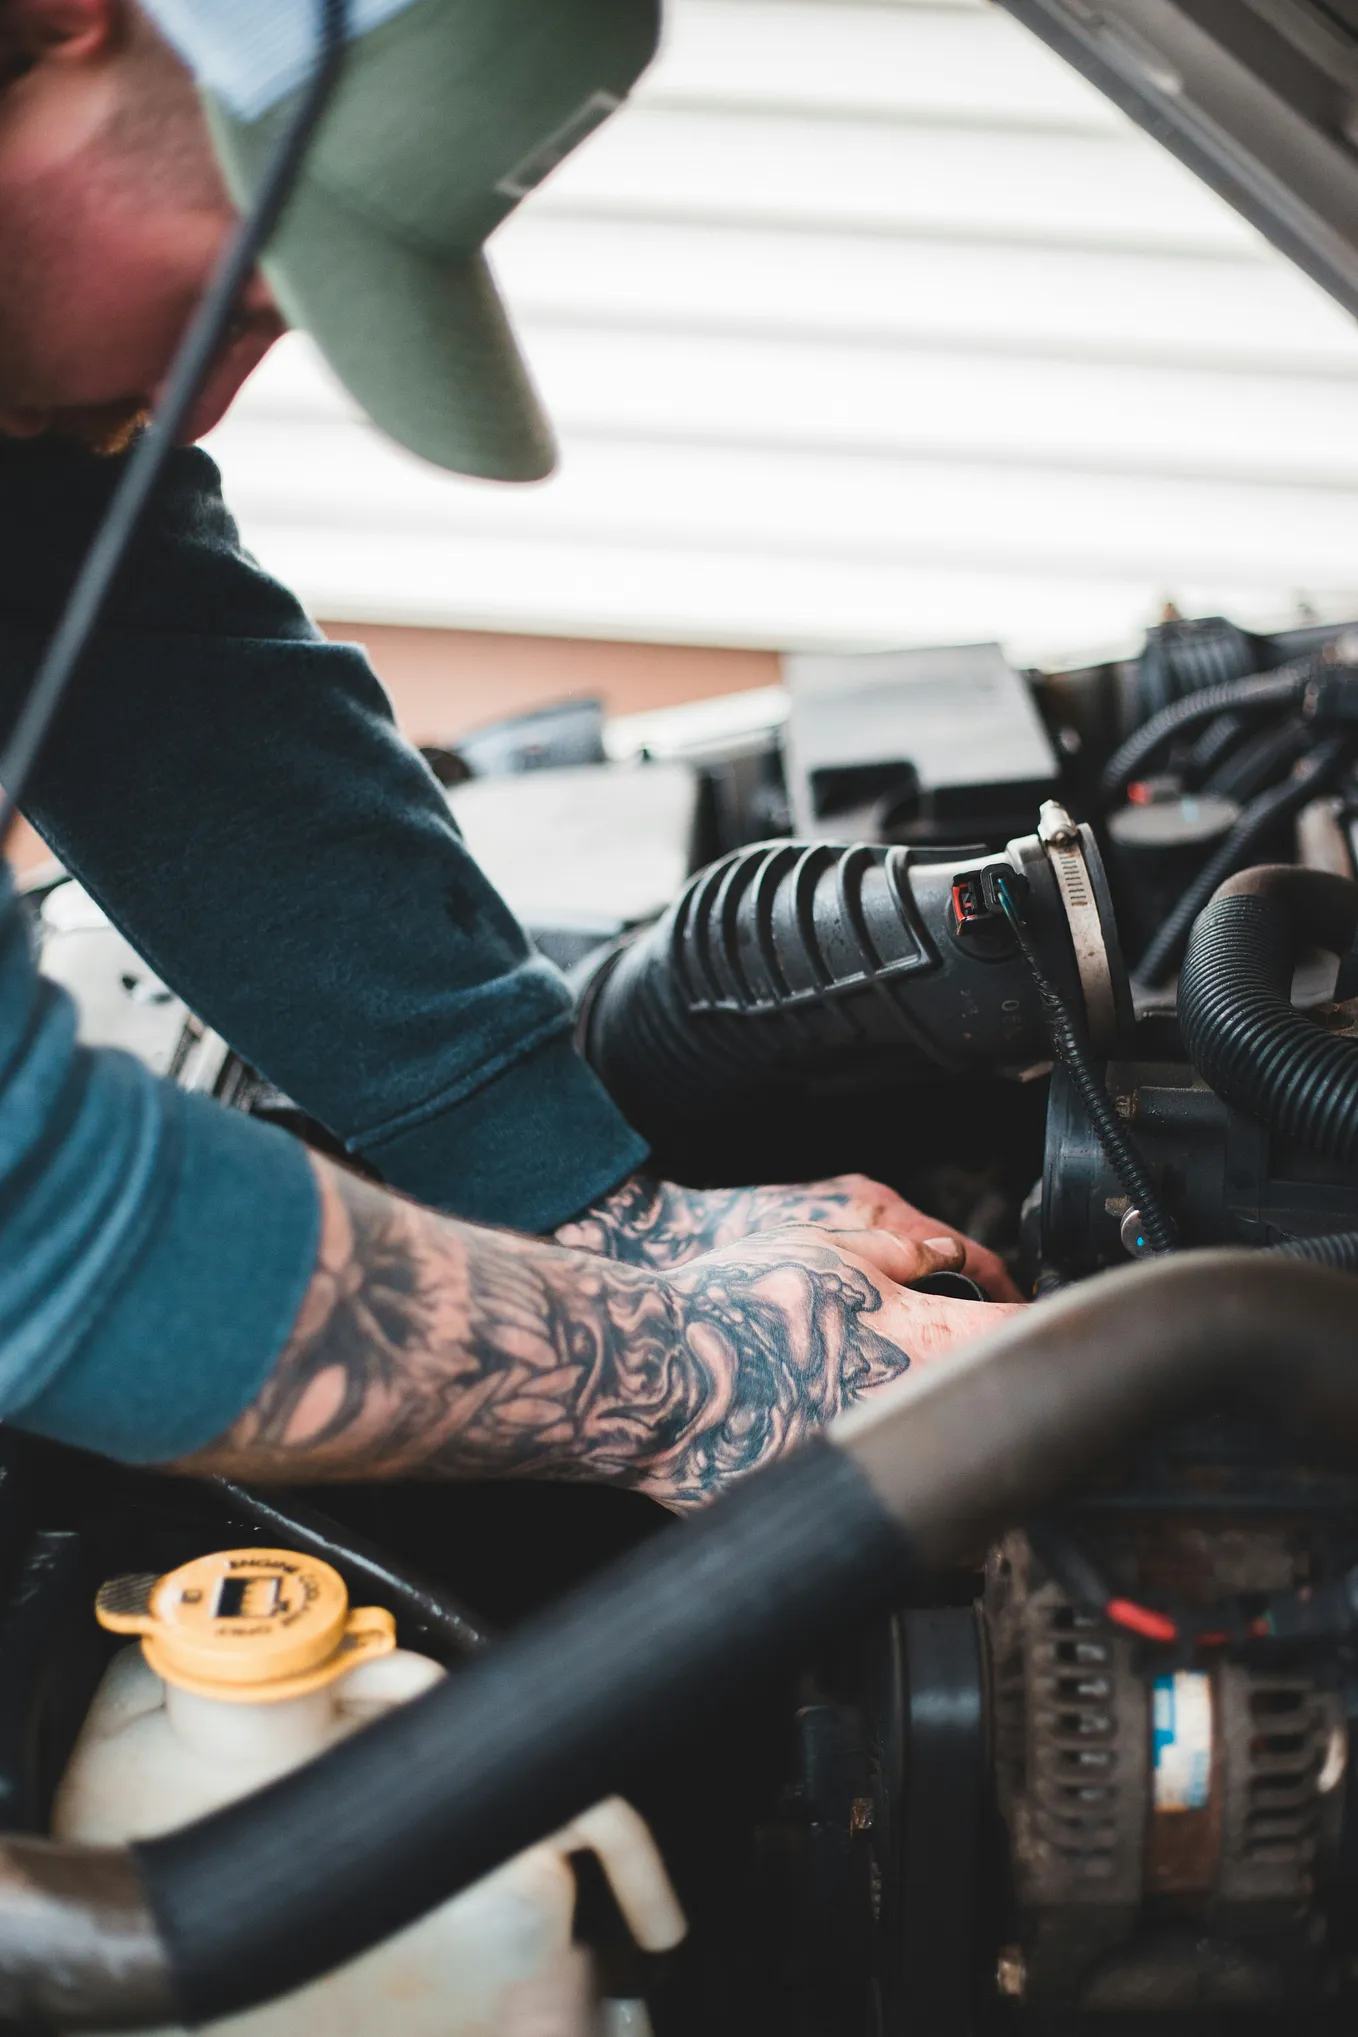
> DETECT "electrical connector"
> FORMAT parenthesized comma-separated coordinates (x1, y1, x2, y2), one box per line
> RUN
(950, 862, 1027, 935)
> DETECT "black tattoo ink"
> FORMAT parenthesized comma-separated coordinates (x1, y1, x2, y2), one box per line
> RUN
(191, 1166, 913, 1509)
(555, 1172, 872, 1273)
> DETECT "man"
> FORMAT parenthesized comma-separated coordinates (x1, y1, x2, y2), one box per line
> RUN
(0, 0, 1022, 1501)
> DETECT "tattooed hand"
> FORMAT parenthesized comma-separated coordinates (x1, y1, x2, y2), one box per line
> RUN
(556, 1171, 1022, 1302)
(181, 1160, 1024, 1510)
(634, 1224, 1016, 1506)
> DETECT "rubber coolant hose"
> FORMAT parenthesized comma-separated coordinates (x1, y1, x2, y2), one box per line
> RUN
(7, 1255, 1358, 2027)
(126, 1257, 1358, 2024)
(1179, 864, 1358, 1164)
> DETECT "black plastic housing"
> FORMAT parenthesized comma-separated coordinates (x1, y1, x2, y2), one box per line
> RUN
(1041, 1059, 1358, 1276)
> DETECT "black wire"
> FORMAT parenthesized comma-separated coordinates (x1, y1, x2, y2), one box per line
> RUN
(1201, 713, 1310, 803)
(1136, 735, 1353, 988)
(1099, 667, 1312, 807)
(1027, 1521, 1109, 1614)
(996, 874, 1177, 1254)
(206, 1479, 492, 1660)
(0, 0, 349, 844)
(1183, 711, 1246, 783)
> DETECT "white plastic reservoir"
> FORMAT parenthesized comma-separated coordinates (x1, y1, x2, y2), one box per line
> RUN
(54, 1547, 685, 2037)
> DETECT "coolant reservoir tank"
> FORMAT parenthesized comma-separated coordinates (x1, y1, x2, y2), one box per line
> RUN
(54, 1549, 685, 2037)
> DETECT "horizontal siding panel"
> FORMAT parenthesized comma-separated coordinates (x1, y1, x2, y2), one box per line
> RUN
(256, 525, 1351, 660)
(522, 329, 1358, 482)
(535, 105, 1258, 251)
(206, 0, 1358, 662)
(212, 426, 1358, 583)
(646, 0, 1119, 127)
(494, 219, 1358, 373)
(225, 329, 1358, 483)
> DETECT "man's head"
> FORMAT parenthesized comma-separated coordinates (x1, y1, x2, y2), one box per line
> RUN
(0, 0, 282, 450)
(148, 0, 661, 478)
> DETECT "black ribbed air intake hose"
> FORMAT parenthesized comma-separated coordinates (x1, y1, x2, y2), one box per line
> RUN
(579, 838, 1069, 1142)
(1179, 864, 1358, 1165)
(1100, 667, 1313, 805)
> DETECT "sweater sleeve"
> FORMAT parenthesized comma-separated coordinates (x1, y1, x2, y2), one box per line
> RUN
(0, 870, 320, 1462)
(0, 439, 646, 1232)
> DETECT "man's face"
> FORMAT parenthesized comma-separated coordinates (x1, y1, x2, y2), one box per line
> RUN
(0, 0, 283, 449)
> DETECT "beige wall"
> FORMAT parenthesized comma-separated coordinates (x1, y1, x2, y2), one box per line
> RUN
(9, 625, 777, 876)
(319, 623, 777, 745)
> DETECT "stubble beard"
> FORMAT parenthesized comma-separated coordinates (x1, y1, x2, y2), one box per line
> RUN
(0, 12, 226, 455)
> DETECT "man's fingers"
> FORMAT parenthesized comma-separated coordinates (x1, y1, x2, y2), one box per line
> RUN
(816, 1225, 964, 1287)
(821, 1174, 1024, 1302)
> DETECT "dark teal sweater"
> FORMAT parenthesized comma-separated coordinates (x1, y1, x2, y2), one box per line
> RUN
(0, 439, 645, 1460)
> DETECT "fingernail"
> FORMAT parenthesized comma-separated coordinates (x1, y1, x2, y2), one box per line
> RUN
(923, 1236, 962, 1255)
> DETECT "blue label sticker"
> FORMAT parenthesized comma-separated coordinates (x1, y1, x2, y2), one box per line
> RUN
(1152, 1671, 1212, 1812)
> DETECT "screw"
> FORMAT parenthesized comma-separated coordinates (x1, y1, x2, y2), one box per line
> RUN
(1120, 1206, 1152, 1258)
(996, 1946, 1027, 1999)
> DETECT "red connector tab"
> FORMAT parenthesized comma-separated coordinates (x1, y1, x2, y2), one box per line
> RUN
(1106, 1598, 1179, 1645)
(951, 876, 988, 931)
(950, 862, 1027, 936)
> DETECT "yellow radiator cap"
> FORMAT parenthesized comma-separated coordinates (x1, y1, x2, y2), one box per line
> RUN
(95, 1548, 396, 1702)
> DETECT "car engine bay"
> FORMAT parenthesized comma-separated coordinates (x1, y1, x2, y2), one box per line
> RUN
(11, 607, 1358, 2032)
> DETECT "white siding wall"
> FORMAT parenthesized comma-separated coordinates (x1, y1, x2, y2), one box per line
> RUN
(204, 0, 1358, 666)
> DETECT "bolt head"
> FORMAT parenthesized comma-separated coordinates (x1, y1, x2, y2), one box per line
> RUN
(849, 1795, 875, 1835)
(996, 1946, 1027, 1999)
(1120, 1206, 1152, 1257)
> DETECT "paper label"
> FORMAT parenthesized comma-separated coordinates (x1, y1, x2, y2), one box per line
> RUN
(1152, 1670, 1212, 1812)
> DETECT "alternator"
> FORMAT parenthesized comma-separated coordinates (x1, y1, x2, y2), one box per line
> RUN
(985, 1523, 1349, 2016)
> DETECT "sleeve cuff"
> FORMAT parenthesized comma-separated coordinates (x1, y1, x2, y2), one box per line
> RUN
(16, 1093, 320, 1463)
(356, 1030, 649, 1232)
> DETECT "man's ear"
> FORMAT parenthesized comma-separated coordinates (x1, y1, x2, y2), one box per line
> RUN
(3, 0, 120, 71)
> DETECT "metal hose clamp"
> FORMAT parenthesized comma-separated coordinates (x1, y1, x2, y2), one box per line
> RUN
(1038, 800, 1119, 1048)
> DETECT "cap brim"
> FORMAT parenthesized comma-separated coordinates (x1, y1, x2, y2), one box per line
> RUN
(211, 109, 557, 481)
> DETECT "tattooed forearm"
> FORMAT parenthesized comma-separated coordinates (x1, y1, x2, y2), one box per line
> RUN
(180, 1160, 915, 1508)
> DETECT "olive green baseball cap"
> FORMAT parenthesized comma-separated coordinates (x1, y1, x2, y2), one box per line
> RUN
(198, 0, 661, 479)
